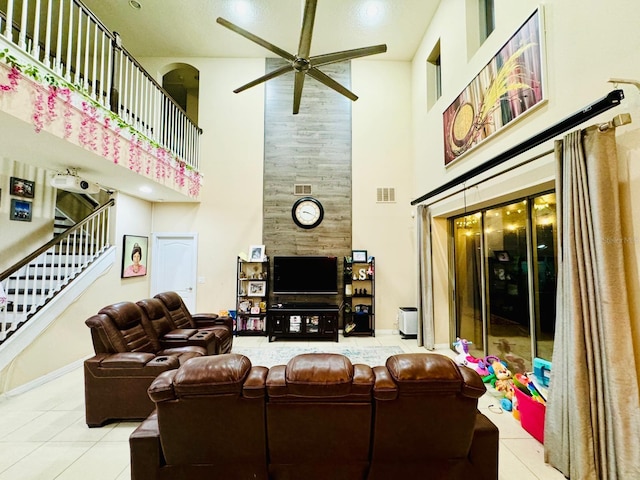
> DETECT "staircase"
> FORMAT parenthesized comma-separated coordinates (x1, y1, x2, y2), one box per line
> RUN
(0, 199, 115, 344)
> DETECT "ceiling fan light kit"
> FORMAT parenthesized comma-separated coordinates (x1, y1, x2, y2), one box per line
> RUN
(216, 0, 387, 114)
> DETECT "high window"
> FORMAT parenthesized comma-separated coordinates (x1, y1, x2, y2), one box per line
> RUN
(480, 0, 495, 42)
(426, 40, 442, 109)
(452, 192, 556, 373)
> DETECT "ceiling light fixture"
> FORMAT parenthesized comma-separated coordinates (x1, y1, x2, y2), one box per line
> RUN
(129, 1, 142, 10)
(233, 1, 249, 15)
(139, 186, 152, 194)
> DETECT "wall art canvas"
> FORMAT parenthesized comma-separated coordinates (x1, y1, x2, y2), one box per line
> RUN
(10, 177, 35, 198)
(443, 9, 545, 165)
(10, 199, 32, 221)
(122, 235, 148, 278)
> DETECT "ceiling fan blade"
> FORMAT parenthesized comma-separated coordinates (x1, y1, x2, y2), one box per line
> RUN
(297, 0, 318, 59)
(310, 44, 388, 67)
(233, 64, 292, 94)
(217, 17, 295, 62)
(307, 67, 358, 101)
(293, 71, 306, 114)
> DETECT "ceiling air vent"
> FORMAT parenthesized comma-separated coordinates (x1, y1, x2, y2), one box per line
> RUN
(294, 184, 312, 195)
(376, 187, 396, 203)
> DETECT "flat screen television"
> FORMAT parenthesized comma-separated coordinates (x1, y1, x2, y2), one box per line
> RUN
(273, 256, 338, 295)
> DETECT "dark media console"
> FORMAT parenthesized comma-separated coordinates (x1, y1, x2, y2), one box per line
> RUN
(268, 304, 339, 342)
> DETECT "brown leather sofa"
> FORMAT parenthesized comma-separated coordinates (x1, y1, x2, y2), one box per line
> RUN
(154, 291, 234, 354)
(130, 354, 269, 480)
(137, 297, 218, 355)
(84, 301, 208, 427)
(368, 353, 498, 479)
(129, 352, 499, 480)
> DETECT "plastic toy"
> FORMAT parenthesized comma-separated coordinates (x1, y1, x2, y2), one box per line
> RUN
(452, 337, 472, 366)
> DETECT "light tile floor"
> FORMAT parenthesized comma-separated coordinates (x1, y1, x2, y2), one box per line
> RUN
(0, 333, 567, 480)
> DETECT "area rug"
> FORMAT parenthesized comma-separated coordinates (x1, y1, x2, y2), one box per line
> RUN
(231, 345, 404, 368)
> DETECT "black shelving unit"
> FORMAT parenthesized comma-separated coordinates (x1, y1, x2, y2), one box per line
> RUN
(235, 256, 269, 336)
(268, 305, 339, 342)
(343, 256, 375, 337)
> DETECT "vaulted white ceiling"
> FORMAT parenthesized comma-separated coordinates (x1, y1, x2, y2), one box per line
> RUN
(82, 0, 440, 61)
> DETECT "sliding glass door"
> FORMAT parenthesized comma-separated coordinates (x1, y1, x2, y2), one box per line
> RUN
(452, 192, 556, 373)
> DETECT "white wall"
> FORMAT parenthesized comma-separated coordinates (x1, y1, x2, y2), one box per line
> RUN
(0, 159, 57, 271)
(140, 56, 418, 329)
(410, 0, 640, 345)
(0, 192, 152, 392)
(142, 57, 266, 314)
(352, 60, 417, 329)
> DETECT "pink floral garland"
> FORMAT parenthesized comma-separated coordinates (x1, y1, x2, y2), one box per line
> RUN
(46, 85, 58, 123)
(60, 87, 73, 139)
(113, 126, 121, 164)
(32, 87, 45, 133)
(1, 62, 203, 197)
(102, 117, 111, 159)
(0, 67, 20, 92)
(79, 101, 99, 151)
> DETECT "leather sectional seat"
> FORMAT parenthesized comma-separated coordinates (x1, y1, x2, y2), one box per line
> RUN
(154, 291, 234, 354)
(129, 352, 499, 480)
(84, 294, 233, 427)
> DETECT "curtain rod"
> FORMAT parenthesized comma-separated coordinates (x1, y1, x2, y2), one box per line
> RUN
(411, 89, 625, 206)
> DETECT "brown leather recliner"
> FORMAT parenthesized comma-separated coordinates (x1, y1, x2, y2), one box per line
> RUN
(154, 291, 233, 354)
(266, 353, 375, 480)
(368, 353, 499, 480)
(137, 297, 218, 355)
(84, 301, 207, 427)
(129, 354, 269, 480)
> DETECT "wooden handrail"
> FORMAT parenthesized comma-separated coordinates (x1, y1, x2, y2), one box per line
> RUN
(0, 198, 115, 281)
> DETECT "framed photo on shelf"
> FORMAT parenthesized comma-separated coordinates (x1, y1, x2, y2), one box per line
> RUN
(10, 177, 35, 198)
(247, 280, 266, 296)
(352, 250, 368, 263)
(10, 199, 32, 222)
(122, 235, 148, 278)
(249, 244, 266, 262)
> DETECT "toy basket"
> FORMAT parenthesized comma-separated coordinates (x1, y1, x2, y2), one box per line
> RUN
(514, 387, 545, 443)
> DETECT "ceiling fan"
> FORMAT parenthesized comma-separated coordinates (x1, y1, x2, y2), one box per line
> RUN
(216, 0, 387, 114)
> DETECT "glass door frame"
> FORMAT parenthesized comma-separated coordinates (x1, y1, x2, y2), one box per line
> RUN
(448, 189, 556, 361)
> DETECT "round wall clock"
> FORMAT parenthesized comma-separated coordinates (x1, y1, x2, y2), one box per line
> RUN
(292, 196, 324, 229)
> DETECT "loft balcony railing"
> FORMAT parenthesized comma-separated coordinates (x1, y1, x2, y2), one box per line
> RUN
(0, 0, 201, 170)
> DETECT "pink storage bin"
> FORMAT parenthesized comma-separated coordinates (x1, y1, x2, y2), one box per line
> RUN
(514, 387, 545, 443)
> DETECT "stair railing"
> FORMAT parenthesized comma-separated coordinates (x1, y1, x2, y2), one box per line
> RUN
(0, 198, 115, 342)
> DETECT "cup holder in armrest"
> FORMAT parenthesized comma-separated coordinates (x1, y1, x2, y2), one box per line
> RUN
(148, 355, 179, 368)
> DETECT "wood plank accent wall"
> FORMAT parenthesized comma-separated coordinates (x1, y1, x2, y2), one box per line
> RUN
(263, 59, 352, 309)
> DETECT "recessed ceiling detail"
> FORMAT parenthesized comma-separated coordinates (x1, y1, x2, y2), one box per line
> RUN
(216, 0, 387, 114)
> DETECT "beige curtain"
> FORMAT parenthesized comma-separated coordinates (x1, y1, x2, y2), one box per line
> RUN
(417, 205, 435, 349)
(545, 126, 640, 479)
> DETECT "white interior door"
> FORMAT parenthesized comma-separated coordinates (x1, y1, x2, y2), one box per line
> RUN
(150, 233, 198, 311)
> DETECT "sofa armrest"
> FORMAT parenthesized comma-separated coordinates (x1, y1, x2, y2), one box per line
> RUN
(130, 412, 165, 480)
(192, 314, 233, 331)
(468, 412, 499, 480)
(85, 353, 179, 375)
(162, 328, 198, 340)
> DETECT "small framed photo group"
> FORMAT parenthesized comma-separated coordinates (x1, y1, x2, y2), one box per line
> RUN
(8, 177, 35, 222)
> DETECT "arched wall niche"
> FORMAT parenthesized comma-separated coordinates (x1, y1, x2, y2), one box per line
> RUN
(161, 62, 200, 124)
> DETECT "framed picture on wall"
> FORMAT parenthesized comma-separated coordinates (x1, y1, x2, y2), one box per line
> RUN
(443, 9, 545, 165)
(122, 235, 148, 278)
(10, 177, 35, 198)
(10, 199, 32, 222)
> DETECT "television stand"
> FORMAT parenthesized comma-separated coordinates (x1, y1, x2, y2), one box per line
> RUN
(268, 304, 339, 342)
